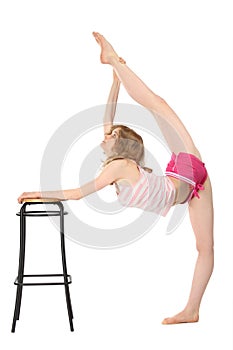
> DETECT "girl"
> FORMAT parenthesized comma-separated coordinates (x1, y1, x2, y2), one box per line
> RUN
(18, 32, 214, 325)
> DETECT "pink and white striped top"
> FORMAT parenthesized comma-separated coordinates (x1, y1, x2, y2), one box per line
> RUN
(115, 163, 176, 217)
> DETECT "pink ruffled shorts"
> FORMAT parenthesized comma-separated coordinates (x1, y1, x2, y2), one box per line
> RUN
(165, 152, 208, 202)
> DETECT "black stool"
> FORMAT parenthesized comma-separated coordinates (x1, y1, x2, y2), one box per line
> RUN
(11, 198, 74, 332)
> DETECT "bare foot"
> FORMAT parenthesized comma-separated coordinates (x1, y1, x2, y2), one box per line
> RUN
(162, 310, 199, 325)
(92, 32, 125, 64)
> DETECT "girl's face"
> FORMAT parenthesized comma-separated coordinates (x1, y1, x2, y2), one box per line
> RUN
(101, 128, 120, 155)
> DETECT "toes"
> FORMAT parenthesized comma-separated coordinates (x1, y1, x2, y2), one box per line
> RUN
(92, 32, 99, 40)
(92, 32, 98, 39)
(162, 315, 198, 325)
(93, 31, 101, 38)
(93, 32, 103, 45)
(162, 318, 172, 325)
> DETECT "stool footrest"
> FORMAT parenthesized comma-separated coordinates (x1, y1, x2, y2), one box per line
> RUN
(16, 210, 68, 217)
(14, 274, 72, 286)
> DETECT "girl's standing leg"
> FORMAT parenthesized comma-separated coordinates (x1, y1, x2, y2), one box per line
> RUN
(93, 32, 214, 324)
(162, 177, 214, 324)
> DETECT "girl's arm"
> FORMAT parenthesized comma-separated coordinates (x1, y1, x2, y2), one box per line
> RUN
(103, 70, 121, 134)
(18, 159, 125, 204)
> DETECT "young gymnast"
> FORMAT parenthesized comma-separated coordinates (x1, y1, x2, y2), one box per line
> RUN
(18, 32, 214, 325)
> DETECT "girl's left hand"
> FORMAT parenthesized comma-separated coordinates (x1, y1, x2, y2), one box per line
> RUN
(18, 191, 41, 204)
(112, 58, 126, 81)
(119, 57, 126, 64)
(113, 69, 119, 82)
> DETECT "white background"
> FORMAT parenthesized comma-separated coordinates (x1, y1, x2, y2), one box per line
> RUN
(1, 0, 233, 348)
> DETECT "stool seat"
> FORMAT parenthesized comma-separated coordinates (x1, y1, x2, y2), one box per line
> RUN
(22, 198, 63, 203)
(11, 200, 74, 332)
(18, 198, 68, 217)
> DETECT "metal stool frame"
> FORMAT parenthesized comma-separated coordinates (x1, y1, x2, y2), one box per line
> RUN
(11, 201, 74, 332)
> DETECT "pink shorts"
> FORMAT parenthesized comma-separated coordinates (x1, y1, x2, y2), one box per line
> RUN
(165, 152, 208, 202)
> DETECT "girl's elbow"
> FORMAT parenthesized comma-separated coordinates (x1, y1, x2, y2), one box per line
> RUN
(74, 188, 82, 200)
(67, 188, 82, 201)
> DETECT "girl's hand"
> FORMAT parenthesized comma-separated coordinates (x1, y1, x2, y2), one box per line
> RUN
(112, 57, 125, 81)
(18, 191, 41, 204)
(119, 57, 126, 64)
(113, 69, 119, 82)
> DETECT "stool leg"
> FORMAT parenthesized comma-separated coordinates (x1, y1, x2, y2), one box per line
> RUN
(16, 212, 26, 320)
(11, 205, 26, 332)
(59, 205, 74, 332)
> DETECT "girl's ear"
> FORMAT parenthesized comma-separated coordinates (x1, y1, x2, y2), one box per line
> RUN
(142, 166, 153, 173)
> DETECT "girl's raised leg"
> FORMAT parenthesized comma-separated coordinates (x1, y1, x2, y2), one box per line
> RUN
(93, 32, 199, 156)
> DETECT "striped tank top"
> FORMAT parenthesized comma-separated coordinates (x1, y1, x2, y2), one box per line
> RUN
(115, 163, 176, 217)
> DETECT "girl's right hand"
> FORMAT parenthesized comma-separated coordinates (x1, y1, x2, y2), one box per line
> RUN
(18, 191, 41, 204)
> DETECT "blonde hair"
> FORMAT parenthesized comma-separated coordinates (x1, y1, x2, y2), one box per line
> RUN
(103, 124, 152, 173)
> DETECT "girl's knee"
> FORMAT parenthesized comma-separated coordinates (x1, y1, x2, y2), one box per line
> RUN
(196, 242, 214, 254)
